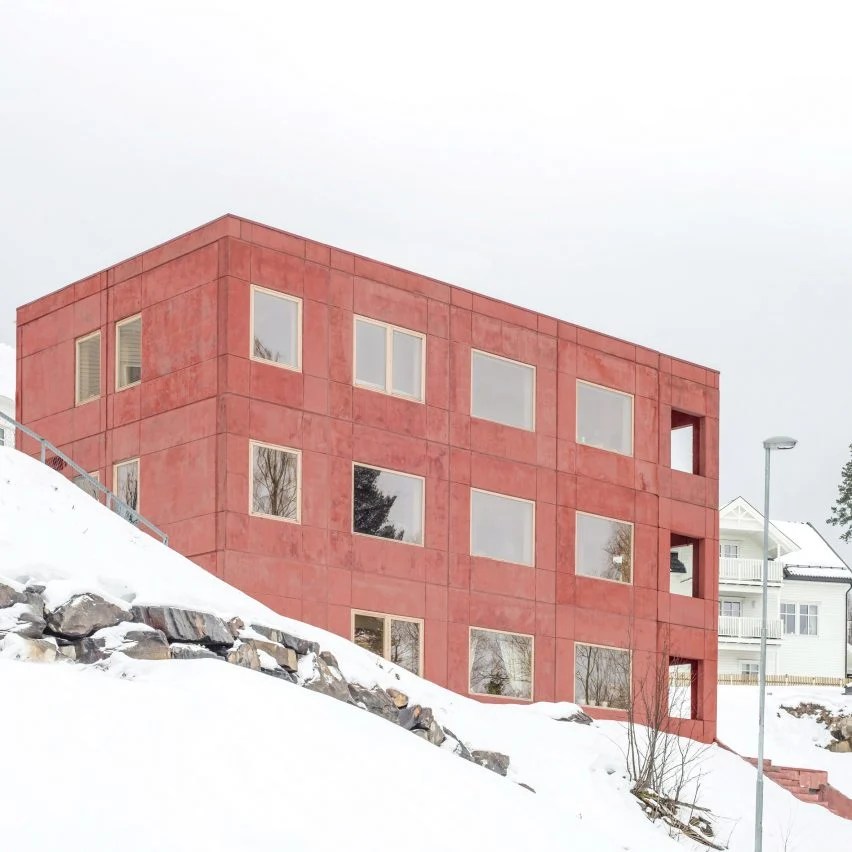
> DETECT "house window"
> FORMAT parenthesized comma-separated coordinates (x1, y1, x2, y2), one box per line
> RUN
(72, 471, 100, 501)
(352, 464, 424, 545)
(576, 380, 633, 455)
(576, 512, 633, 584)
(75, 330, 101, 404)
(250, 441, 300, 522)
(470, 488, 535, 566)
(741, 661, 760, 679)
(799, 604, 818, 636)
(469, 627, 533, 700)
(670, 535, 700, 597)
(251, 285, 301, 370)
(670, 410, 701, 474)
(574, 643, 630, 709)
(720, 541, 740, 559)
(780, 602, 796, 634)
(470, 350, 535, 431)
(352, 611, 422, 676)
(115, 315, 142, 390)
(354, 317, 424, 401)
(720, 600, 742, 618)
(113, 459, 139, 518)
(668, 660, 696, 720)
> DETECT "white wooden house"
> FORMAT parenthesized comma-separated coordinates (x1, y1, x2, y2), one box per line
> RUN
(718, 497, 852, 680)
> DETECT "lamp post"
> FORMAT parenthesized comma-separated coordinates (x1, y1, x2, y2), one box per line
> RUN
(755, 436, 797, 852)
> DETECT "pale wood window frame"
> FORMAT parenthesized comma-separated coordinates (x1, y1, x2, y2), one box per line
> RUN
(575, 510, 635, 585)
(248, 440, 302, 524)
(576, 378, 635, 457)
(115, 314, 142, 391)
(351, 461, 426, 547)
(469, 487, 536, 566)
(353, 315, 426, 402)
(75, 330, 102, 405)
(470, 348, 536, 431)
(351, 609, 424, 676)
(468, 625, 535, 702)
(249, 284, 303, 372)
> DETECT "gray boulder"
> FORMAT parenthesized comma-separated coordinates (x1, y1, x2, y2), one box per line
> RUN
(227, 616, 245, 638)
(399, 704, 434, 731)
(471, 750, 511, 776)
(838, 716, 852, 741)
(0, 600, 46, 639)
(250, 623, 319, 656)
(348, 683, 399, 721)
(46, 593, 128, 639)
(170, 643, 221, 661)
(0, 634, 58, 663)
(75, 624, 170, 663)
(556, 708, 594, 725)
(442, 727, 473, 761)
(303, 654, 351, 703)
(386, 688, 409, 709)
(425, 720, 446, 746)
(319, 650, 339, 668)
(0, 580, 25, 608)
(132, 605, 233, 646)
(828, 740, 852, 753)
(225, 641, 260, 670)
(245, 638, 298, 672)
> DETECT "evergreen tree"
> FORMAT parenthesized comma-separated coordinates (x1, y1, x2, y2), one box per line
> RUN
(353, 466, 402, 540)
(827, 443, 852, 543)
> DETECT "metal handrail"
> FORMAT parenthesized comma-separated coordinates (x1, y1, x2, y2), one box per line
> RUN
(0, 409, 169, 546)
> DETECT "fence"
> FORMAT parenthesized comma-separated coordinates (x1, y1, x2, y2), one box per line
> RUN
(718, 673, 848, 687)
(0, 409, 168, 546)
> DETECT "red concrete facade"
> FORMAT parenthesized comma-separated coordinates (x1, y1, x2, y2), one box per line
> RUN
(15, 214, 720, 740)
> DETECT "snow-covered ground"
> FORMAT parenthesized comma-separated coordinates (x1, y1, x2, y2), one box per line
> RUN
(2, 446, 852, 851)
(0, 342, 14, 400)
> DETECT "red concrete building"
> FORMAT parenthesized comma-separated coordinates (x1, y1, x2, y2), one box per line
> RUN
(14, 215, 720, 739)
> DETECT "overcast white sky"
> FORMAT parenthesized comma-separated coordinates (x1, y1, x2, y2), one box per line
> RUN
(1, 1, 850, 560)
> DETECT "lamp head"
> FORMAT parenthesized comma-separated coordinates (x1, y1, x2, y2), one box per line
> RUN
(763, 436, 798, 451)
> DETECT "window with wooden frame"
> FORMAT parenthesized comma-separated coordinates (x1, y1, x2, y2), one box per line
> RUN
(470, 349, 535, 431)
(113, 458, 139, 518)
(574, 642, 631, 709)
(354, 316, 424, 401)
(780, 602, 796, 634)
(251, 285, 302, 370)
(469, 626, 534, 700)
(470, 488, 535, 566)
(352, 610, 422, 676)
(250, 441, 300, 522)
(799, 603, 819, 636)
(72, 470, 100, 501)
(75, 330, 101, 404)
(576, 511, 633, 584)
(352, 463, 424, 545)
(115, 315, 141, 390)
(576, 380, 633, 456)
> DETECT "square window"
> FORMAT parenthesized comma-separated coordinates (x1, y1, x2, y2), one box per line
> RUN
(780, 602, 796, 634)
(354, 317, 424, 401)
(719, 600, 742, 618)
(799, 604, 818, 636)
(75, 331, 101, 404)
(720, 541, 740, 559)
(113, 458, 139, 520)
(352, 611, 422, 676)
(353, 464, 424, 545)
(116, 316, 141, 390)
(740, 661, 760, 680)
(72, 471, 101, 502)
(250, 442, 300, 521)
(471, 350, 535, 431)
(469, 627, 533, 700)
(251, 286, 301, 370)
(574, 643, 630, 709)
(470, 488, 535, 566)
(668, 660, 696, 720)
(576, 512, 633, 583)
(669, 534, 700, 597)
(576, 380, 633, 455)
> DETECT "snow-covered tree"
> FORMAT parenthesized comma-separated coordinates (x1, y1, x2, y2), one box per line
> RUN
(827, 443, 852, 543)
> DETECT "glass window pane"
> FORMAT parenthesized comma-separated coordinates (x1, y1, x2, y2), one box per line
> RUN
(353, 465, 423, 544)
(470, 490, 534, 565)
(471, 351, 534, 430)
(252, 444, 299, 520)
(353, 614, 385, 656)
(574, 644, 630, 709)
(253, 289, 299, 368)
(391, 329, 423, 399)
(72, 473, 100, 501)
(117, 318, 141, 388)
(576, 513, 632, 583)
(390, 619, 421, 675)
(577, 381, 633, 455)
(114, 460, 139, 519)
(670, 425, 694, 473)
(355, 320, 387, 390)
(469, 628, 533, 699)
(76, 333, 101, 402)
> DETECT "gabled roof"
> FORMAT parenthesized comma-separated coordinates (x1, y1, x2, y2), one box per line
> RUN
(719, 496, 799, 554)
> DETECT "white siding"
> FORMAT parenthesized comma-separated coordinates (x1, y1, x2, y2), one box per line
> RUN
(777, 580, 848, 679)
(718, 646, 779, 676)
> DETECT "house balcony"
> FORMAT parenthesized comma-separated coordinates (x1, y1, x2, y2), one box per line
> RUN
(718, 615, 783, 643)
(719, 557, 783, 588)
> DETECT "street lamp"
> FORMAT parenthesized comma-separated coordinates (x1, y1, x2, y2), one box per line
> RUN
(755, 436, 797, 852)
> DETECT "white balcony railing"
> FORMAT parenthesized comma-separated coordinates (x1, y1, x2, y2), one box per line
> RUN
(718, 615, 782, 641)
(719, 557, 783, 585)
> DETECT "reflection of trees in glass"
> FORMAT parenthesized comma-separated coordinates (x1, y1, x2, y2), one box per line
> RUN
(390, 619, 420, 674)
(603, 525, 632, 583)
(253, 446, 298, 519)
(118, 466, 138, 511)
(353, 466, 402, 540)
(575, 644, 630, 709)
(469, 630, 532, 699)
(354, 614, 384, 656)
(254, 336, 281, 363)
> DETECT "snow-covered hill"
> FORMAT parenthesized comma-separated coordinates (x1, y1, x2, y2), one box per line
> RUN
(0, 342, 13, 400)
(2, 446, 852, 851)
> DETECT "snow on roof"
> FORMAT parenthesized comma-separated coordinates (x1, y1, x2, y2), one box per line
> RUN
(0, 342, 14, 402)
(772, 520, 852, 581)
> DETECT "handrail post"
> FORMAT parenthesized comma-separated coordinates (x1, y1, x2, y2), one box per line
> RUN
(39, 440, 46, 464)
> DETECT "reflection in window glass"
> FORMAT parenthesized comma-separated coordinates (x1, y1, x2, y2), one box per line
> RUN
(355, 318, 388, 390)
(471, 351, 534, 430)
(72, 472, 100, 501)
(392, 329, 422, 398)
(76, 332, 101, 403)
(470, 489, 534, 566)
(353, 613, 385, 657)
(574, 644, 630, 709)
(353, 612, 422, 675)
(116, 317, 141, 389)
(669, 541, 696, 597)
(251, 443, 299, 520)
(469, 628, 533, 699)
(799, 604, 818, 636)
(114, 459, 139, 523)
(576, 512, 632, 583)
(353, 465, 423, 544)
(252, 287, 300, 368)
(390, 618, 421, 674)
(780, 602, 796, 634)
(576, 381, 633, 455)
